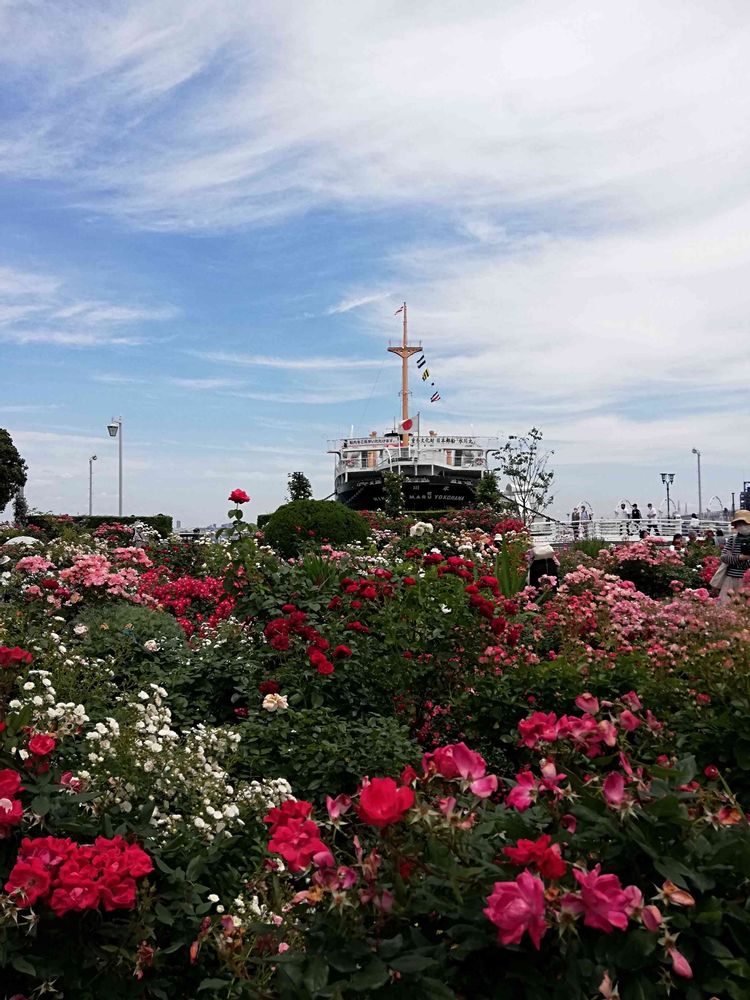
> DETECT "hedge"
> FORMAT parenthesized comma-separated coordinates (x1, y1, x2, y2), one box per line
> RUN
(26, 514, 173, 537)
(263, 500, 370, 558)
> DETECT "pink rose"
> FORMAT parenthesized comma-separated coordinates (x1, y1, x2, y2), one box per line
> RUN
(602, 772, 626, 807)
(484, 870, 547, 949)
(575, 692, 600, 715)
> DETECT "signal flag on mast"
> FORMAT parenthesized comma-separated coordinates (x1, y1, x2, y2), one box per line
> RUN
(394, 305, 405, 315)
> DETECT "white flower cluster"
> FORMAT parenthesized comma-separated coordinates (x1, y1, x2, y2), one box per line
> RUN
(409, 521, 435, 538)
(84, 686, 294, 843)
(8, 669, 89, 735)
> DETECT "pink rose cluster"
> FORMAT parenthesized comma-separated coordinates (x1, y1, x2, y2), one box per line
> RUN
(422, 741, 499, 799)
(4, 835, 153, 916)
(517, 692, 660, 757)
(484, 863, 692, 977)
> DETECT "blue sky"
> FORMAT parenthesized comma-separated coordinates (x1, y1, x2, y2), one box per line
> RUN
(2, 0, 750, 524)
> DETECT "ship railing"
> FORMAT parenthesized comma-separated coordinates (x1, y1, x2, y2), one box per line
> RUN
(529, 518, 731, 544)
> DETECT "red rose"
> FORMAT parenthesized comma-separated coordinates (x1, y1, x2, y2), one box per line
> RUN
(259, 680, 280, 695)
(263, 799, 313, 833)
(704, 764, 719, 780)
(0, 769, 23, 799)
(228, 489, 251, 504)
(0, 646, 33, 669)
(357, 777, 415, 829)
(28, 734, 56, 757)
(0, 797, 23, 835)
(99, 875, 137, 911)
(4, 857, 52, 907)
(50, 880, 101, 915)
(333, 645, 352, 659)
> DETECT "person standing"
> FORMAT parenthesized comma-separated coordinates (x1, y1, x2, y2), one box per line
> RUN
(717, 510, 750, 603)
(689, 512, 700, 533)
(646, 503, 658, 535)
(630, 503, 642, 532)
(580, 504, 591, 539)
(571, 506, 580, 540)
(615, 502, 630, 538)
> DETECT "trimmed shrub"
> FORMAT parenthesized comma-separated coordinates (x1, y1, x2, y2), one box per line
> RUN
(263, 500, 370, 558)
(26, 513, 173, 537)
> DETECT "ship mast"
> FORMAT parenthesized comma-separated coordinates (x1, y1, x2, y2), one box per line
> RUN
(387, 302, 422, 447)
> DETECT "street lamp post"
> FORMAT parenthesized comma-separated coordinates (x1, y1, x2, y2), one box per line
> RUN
(107, 417, 123, 516)
(88, 455, 97, 516)
(691, 448, 702, 517)
(660, 472, 675, 520)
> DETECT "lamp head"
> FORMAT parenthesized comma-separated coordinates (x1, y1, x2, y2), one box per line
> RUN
(107, 423, 119, 438)
(692, 447, 699, 455)
(91, 454, 97, 462)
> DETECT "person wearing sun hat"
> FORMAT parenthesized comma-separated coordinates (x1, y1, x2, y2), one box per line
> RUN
(716, 510, 750, 603)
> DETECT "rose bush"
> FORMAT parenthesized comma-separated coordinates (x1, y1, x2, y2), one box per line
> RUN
(0, 494, 749, 996)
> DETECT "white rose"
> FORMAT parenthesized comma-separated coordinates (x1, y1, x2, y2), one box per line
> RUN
(262, 693, 289, 712)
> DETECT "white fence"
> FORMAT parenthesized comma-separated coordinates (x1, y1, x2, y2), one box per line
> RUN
(529, 518, 730, 544)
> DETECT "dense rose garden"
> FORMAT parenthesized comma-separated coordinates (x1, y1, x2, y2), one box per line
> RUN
(1, 496, 750, 998)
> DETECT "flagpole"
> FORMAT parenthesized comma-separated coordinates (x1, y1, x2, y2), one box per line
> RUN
(387, 301, 421, 448)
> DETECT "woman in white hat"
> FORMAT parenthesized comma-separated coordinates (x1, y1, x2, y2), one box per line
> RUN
(716, 510, 750, 603)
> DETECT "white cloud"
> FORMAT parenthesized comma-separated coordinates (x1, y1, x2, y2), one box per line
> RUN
(326, 292, 391, 315)
(0, 262, 174, 349)
(192, 349, 383, 370)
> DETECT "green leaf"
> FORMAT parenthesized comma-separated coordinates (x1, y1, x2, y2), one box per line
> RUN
(736, 741, 750, 770)
(350, 958, 390, 990)
(154, 902, 174, 925)
(30, 794, 51, 817)
(303, 956, 329, 992)
(11, 956, 36, 976)
(388, 953, 438, 974)
(198, 979, 231, 992)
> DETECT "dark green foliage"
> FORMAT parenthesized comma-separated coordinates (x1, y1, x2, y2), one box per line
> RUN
(287, 470, 314, 501)
(12, 490, 29, 526)
(234, 708, 419, 799)
(0, 428, 27, 512)
(263, 499, 370, 557)
(383, 470, 405, 516)
(71, 602, 187, 687)
(473, 470, 502, 508)
(26, 513, 173, 537)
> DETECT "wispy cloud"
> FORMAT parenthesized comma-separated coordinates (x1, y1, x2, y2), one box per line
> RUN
(0, 262, 174, 349)
(92, 373, 146, 385)
(326, 292, 391, 315)
(168, 377, 243, 390)
(192, 350, 382, 370)
(0, 404, 61, 413)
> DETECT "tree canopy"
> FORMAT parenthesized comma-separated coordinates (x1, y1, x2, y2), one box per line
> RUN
(0, 428, 27, 513)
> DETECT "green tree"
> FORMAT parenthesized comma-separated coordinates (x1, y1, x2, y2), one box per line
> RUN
(287, 471, 313, 502)
(0, 428, 27, 514)
(12, 490, 29, 526)
(382, 471, 405, 517)
(474, 470, 502, 508)
(497, 427, 554, 522)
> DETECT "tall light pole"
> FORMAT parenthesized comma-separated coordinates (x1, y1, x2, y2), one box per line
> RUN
(88, 455, 97, 516)
(660, 472, 675, 519)
(107, 417, 123, 516)
(691, 448, 702, 517)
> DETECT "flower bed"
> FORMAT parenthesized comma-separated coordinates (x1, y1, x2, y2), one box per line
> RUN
(0, 495, 749, 997)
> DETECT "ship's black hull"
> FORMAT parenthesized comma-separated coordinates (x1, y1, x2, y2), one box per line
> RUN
(335, 470, 480, 511)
